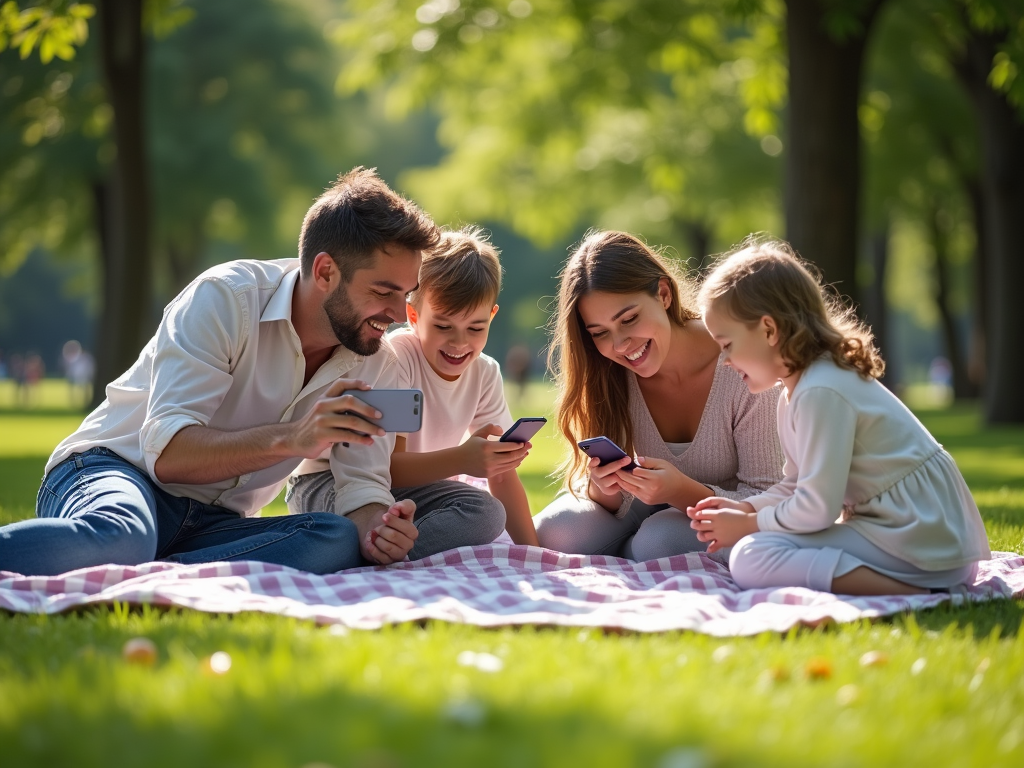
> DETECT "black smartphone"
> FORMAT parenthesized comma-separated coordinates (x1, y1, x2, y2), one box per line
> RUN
(500, 416, 547, 443)
(577, 436, 637, 471)
(349, 389, 423, 432)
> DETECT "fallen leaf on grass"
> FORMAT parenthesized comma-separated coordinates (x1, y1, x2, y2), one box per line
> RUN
(805, 657, 832, 680)
(859, 651, 888, 667)
(122, 637, 158, 666)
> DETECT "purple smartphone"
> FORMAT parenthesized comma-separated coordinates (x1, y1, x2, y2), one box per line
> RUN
(577, 436, 637, 471)
(500, 417, 547, 443)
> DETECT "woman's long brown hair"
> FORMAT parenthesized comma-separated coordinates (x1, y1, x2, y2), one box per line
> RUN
(547, 230, 698, 493)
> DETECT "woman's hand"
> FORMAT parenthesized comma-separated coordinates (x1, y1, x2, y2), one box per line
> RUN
(686, 505, 759, 553)
(613, 456, 689, 506)
(587, 455, 634, 497)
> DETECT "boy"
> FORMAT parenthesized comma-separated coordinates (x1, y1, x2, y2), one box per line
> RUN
(389, 226, 539, 546)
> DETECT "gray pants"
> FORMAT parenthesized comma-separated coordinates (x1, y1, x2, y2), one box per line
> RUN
(285, 472, 506, 561)
(729, 525, 978, 591)
(534, 492, 725, 563)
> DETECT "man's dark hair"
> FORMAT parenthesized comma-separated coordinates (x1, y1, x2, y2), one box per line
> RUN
(299, 167, 440, 279)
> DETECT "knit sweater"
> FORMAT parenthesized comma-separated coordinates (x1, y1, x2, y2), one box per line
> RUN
(616, 357, 784, 516)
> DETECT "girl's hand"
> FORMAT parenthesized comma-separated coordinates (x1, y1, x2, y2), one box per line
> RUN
(689, 496, 756, 516)
(613, 456, 684, 506)
(686, 506, 759, 553)
(588, 455, 634, 496)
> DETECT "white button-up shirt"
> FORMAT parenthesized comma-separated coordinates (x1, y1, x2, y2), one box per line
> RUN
(46, 258, 398, 517)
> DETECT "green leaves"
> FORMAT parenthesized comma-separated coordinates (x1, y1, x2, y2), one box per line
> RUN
(0, 1, 94, 64)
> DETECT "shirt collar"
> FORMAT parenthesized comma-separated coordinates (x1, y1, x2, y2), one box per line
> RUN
(260, 265, 300, 325)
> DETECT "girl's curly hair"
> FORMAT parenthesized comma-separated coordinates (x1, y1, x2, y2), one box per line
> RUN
(699, 235, 885, 380)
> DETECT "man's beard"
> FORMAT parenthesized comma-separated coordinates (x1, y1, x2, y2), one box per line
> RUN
(323, 283, 382, 356)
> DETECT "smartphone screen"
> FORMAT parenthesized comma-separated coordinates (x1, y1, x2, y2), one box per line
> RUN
(500, 416, 547, 443)
(577, 436, 637, 471)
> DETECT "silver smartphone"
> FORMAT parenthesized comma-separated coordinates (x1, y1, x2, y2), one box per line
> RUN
(348, 388, 423, 433)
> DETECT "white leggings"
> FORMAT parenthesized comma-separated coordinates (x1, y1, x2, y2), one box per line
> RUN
(729, 524, 978, 592)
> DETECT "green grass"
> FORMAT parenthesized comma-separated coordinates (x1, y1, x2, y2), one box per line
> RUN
(1, 382, 1023, 767)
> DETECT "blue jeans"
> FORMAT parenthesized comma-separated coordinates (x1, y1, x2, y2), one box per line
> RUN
(0, 447, 362, 576)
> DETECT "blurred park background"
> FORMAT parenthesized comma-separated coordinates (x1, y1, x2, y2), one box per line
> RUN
(0, 0, 1022, 420)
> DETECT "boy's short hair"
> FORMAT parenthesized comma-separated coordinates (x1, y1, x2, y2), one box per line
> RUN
(408, 226, 503, 315)
(299, 167, 440, 280)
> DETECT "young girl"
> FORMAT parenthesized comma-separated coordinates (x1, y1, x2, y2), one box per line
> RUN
(689, 237, 990, 596)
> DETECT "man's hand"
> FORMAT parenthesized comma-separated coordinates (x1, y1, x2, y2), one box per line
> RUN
(686, 505, 759, 553)
(360, 499, 418, 565)
(288, 378, 387, 458)
(457, 424, 530, 479)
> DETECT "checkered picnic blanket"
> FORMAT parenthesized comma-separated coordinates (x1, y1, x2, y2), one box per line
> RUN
(1, 547, 1021, 636)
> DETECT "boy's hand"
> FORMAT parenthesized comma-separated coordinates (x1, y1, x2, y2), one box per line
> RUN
(363, 499, 418, 564)
(686, 506, 759, 553)
(459, 424, 530, 478)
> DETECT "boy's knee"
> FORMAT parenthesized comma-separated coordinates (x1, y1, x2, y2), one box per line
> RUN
(471, 492, 507, 544)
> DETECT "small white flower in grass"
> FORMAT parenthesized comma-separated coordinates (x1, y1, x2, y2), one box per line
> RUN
(911, 658, 927, 675)
(328, 624, 348, 637)
(711, 645, 733, 663)
(208, 651, 232, 674)
(457, 651, 503, 673)
(443, 698, 486, 727)
(658, 747, 709, 768)
(836, 684, 859, 707)
(969, 674, 984, 692)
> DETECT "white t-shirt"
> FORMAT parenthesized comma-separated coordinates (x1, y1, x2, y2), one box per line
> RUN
(388, 328, 513, 455)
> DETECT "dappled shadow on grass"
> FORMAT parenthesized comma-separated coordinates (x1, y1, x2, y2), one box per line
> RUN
(904, 596, 1024, 639)
(0, 456, 44, 524)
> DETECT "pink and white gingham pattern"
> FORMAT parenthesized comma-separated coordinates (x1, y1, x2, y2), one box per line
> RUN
(1, 547, 1021, 636)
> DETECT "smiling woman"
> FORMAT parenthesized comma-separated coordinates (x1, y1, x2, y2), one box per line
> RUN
(535, 230, 785, 562)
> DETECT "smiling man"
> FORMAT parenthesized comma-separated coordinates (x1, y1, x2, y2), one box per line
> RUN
(0, 168, 439, 577)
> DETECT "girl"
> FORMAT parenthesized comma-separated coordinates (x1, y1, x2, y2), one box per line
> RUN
(534, 230, 784, 561)
(690, 237, 990, 595)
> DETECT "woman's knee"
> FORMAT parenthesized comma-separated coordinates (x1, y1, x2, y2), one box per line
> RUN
(534, 494, 608, 553)
(629, 510, 702, 561)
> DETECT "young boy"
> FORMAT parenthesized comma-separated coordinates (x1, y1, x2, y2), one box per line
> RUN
(388, 226, 539, 546)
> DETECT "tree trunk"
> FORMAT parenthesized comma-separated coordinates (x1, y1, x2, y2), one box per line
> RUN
(861, 225, 892, 386)
(964, 176, 987, 391)
(784, 0, 884, 310)
(928, 202, 972, 400)
(91, 0, 152, 409)
(957, 32, 1024, 422)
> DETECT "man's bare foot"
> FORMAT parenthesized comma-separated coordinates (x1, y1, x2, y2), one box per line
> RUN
(350, 499, 418, 564)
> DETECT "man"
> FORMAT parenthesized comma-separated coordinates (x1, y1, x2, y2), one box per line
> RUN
(0, 168, 436, 576)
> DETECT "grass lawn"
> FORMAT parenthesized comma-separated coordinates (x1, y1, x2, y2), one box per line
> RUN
(1, 380, 1023, 768)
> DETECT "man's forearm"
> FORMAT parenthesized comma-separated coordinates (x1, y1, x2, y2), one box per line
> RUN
(154, 423, 297, 485)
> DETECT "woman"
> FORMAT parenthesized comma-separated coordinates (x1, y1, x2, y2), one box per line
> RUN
(535, 230, 784, 561)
